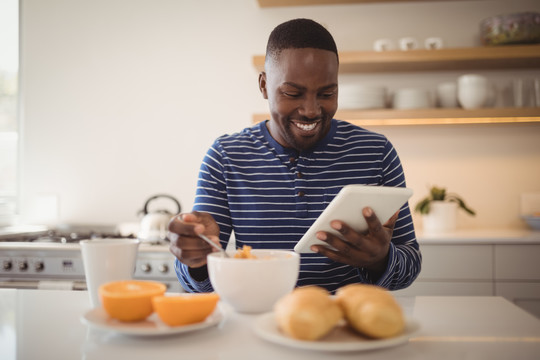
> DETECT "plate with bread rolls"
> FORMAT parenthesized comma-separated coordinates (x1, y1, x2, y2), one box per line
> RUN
(253, 285, 420, 352)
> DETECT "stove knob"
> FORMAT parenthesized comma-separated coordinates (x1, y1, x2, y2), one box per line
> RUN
(19, 261, 28, 271)
(35, 261, 45, 272)
(141, 263, 152, 273)
(158, 264, 169, 274)
(3, 260, 12, 271)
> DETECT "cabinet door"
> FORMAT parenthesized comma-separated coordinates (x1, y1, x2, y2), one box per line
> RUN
(418, 244, 493, 280)
(495, 245, 540, 280)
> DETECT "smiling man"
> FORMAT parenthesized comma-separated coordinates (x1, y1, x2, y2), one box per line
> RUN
(168, 18, 421, 293)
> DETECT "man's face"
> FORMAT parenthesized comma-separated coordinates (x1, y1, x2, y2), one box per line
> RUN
(259, 48, 338, 152)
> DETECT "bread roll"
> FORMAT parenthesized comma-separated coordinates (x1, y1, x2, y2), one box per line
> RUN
(335, 284, 405, 339)
(274, 286, 343, 341)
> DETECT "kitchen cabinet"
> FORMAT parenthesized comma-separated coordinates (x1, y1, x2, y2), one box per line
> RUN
(252, 45, 540, 126)
(393, 241, 540, 318)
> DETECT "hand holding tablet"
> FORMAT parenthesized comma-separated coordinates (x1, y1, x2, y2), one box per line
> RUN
(294, 185, 413, 254)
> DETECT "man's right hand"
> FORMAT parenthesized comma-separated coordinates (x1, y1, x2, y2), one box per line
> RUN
(168, 211, 221, 269)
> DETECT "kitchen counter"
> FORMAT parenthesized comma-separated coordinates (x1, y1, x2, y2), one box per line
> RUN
(417, 228, 540, 244)
(1, 289, 539, 360)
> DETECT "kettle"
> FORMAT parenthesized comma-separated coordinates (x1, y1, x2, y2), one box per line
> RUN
(138, 194, 181, 243)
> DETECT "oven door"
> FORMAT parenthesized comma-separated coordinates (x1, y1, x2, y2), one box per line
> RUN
(0, 279, 87, 290)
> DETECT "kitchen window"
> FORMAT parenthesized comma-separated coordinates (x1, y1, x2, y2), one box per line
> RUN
(0, 0, 19, 226)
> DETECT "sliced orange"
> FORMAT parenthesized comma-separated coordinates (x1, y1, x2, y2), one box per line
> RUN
(152, 293, 220, 326)
(99, 280, 167, 322)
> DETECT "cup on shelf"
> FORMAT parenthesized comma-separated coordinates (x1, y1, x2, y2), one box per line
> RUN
(534, 79, 540, 107)
(457, 74, 489, 109)
(399, 37, 419, 51)
(373, 38, 395, 52)
(436, 82, 458, 108)
(512, 78, 526, 107)
(425, 37, 444, 50)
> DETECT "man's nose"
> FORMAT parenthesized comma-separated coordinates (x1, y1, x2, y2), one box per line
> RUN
(299, 95, 321, 119)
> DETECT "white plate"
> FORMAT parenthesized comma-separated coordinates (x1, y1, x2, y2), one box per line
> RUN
(81, 306, 223, 337)
(253, 312, 420, 352)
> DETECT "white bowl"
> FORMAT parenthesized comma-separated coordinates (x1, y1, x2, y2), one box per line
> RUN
(207, 249, 300, 313)
(457, 74, 488, 109)
(392, 88, 432, 109)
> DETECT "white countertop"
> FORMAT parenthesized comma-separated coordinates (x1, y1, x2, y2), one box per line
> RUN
(418, 228, 540, 245)
(1, 289, 539, 360)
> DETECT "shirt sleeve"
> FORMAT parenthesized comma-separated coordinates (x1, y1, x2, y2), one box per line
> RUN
(173, 139, 232, 293)
(174, 258, 214, 293)
(358, 139, 422, 290)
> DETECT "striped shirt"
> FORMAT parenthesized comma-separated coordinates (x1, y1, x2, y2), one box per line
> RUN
(175, 119, 421, 293)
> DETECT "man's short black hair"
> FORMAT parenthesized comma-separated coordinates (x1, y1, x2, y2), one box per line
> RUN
(265, 18, 339, 64)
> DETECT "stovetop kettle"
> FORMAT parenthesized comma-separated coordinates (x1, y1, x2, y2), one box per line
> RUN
(138, 194, 181, 243)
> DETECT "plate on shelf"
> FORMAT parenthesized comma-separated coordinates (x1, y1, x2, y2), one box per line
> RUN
(253, 312, 420, 352)
(81, 306, 223, 337)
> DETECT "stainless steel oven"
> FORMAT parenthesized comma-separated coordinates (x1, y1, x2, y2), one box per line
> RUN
(0, 225, 183, 292)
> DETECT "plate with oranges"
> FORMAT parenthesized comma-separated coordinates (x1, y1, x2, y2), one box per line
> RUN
(81, 280, 223, 336)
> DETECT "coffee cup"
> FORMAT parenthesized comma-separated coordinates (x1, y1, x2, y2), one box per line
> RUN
(399, 37, 419, 51)
(373, 38, 394, 52)
(80, 238, 140, 308)
(425, 37, 444, 50)
(457, 74, 488, 109)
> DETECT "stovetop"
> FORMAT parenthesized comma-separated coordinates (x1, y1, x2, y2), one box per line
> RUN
(0, 224, 148, 244)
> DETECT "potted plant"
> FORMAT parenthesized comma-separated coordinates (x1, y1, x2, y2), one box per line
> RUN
(415, 186, 476, 233)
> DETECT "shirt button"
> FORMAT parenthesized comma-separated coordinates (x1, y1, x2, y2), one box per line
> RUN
(297, 191, 305, 197)
(296, 172, 303, 179)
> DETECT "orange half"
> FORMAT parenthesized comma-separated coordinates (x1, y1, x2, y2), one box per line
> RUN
(99, 280, 167, 322)
(152, 293, 220, 326)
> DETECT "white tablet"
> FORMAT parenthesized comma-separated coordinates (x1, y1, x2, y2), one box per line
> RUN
(294, 185, 413, 254)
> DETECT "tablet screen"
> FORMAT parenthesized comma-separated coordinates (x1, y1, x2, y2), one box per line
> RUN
(294, 185, 413, 253)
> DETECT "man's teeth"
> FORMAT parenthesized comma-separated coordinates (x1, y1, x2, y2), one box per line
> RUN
(295, 122, 317, 131)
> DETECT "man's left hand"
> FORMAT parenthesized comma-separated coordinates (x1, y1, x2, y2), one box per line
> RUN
(311, 207, 399, 277)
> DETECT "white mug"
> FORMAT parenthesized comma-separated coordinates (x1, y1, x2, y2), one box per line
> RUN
(399, 37, 419, 51)
(80, 238, 140, 308)
(457, 74, 489, 109)
(425, 37, 444, 50)
(373, 38, 394, 52)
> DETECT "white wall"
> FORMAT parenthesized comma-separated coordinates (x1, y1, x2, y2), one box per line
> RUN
(19, 0, 540, 230)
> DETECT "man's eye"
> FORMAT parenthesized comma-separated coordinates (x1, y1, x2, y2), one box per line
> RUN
(321, 92, 336, 98)
(284, 92, 301, 98)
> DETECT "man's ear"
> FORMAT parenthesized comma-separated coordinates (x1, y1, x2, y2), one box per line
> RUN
(258, 72, 268, 99)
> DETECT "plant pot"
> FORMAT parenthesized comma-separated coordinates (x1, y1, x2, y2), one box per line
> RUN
(422, 201, 458, 234)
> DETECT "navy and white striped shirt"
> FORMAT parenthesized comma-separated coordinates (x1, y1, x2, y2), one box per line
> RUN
(175, 119, 421, 293)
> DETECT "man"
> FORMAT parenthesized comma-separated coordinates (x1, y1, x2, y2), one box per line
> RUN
(168, 18, 421, 293)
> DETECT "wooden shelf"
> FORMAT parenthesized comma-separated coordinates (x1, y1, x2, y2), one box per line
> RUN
(252, 108, 540, 126)
(252, 45, 540, 73)
(257, 0, 468, 7)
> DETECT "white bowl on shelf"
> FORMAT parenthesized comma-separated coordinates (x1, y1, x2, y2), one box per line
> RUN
(392, 88, 432, 109)
(338, 84, 387, 109)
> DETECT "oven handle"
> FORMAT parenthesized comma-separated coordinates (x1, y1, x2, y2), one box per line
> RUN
(0, 280, 87, 290)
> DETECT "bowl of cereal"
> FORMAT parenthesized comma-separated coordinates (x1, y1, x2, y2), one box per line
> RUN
(207, 246, 300, 313)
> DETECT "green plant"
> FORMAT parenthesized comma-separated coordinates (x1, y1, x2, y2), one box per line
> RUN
(415, 186, 476, 216)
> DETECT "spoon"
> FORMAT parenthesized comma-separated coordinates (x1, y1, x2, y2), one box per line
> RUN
(198, 233, 229, 258)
